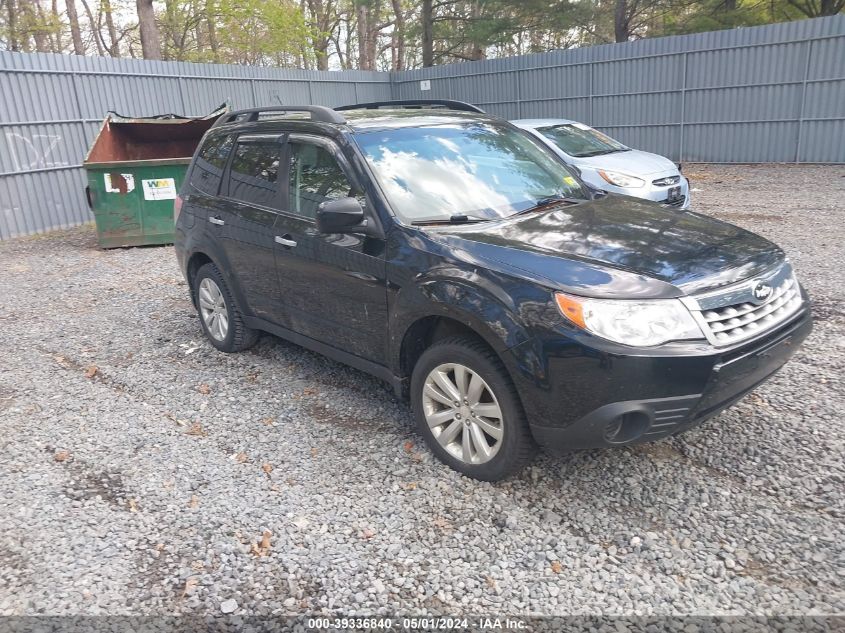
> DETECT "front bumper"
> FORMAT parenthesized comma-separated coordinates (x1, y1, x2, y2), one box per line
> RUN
(584, 173, 691, 210)
(519, 304, 812, 454)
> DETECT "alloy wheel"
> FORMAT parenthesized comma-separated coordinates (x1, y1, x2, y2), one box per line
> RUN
(421, 363, 504, 464)
(198, 277, 229, 341)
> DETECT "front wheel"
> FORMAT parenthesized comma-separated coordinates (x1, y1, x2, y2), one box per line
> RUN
(411, 336, 536, 481)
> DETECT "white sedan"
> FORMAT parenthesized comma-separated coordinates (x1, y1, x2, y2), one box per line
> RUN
(512, 118, 691, 209)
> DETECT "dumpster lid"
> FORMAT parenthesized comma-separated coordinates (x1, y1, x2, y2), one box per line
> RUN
(106, 103, 228, 142)
(106, 103, 227, 122)
(84, 103, 229, 166)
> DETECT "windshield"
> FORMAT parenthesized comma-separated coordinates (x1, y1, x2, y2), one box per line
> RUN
(354, 122, 585, 224)
(537, 123, 628, 158)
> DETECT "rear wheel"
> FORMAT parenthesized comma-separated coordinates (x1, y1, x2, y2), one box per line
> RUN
(194, 262, 258, 353)
(411, 336, 536, 481)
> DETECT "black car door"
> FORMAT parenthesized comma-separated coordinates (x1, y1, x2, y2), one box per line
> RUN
(272, 133, 388, 364)
(215, 134, 286, 322)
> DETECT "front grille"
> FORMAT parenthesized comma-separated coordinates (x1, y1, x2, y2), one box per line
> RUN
(685, 264, 803, 346)
(653, 175, 680, 186)
(662, 195, 686, 207)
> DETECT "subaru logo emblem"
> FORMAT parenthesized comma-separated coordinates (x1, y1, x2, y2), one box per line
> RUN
(753, 281, 773, 302)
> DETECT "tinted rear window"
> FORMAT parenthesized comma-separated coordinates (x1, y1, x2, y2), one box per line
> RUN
(226, 141, 281, 208)
(191, 134, 233, 195)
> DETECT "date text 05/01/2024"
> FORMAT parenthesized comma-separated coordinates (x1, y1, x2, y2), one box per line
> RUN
(306, 617, 528, 630)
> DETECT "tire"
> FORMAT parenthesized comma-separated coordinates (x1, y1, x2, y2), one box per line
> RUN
(411, 336, 536, 481)
(194, 262, 259, 353)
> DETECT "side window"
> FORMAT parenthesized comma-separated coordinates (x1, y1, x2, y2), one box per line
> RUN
(191, 134, 233, 195)
(226, 141, 281, 208)
(288, 142, 354, 220)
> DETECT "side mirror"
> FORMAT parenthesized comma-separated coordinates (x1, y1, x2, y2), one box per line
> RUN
(316, 197, 366, 234)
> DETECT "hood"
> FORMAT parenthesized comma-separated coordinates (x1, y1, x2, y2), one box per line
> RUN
(573, 149, 677, 176)
(426, 196, 784, 299)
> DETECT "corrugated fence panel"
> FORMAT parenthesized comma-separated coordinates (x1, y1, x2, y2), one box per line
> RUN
(0, 168, 88, 239)
(684, 41, 808, 88)
(0, 122, 90, 174)
(358, 80, 392, 103)
(181, 78, 255, 113)
(802, 79, 845, 118)
(810, 36, 845, 79)
(519, 97, 592, 122)
(519, 65, 591, 102)
(1, 15, 843, 239)
(592, 55, 684, 95)
(684, 122, 799, 162)
(799, 120, 845, 162)
(598, 125, 681, 159)
(308, 81, 361, 107)
(455, 72, 521, 108)
(0, 71, 77, 122)
(684, 83, 804, 122)
(593, 92, 683, 126)
(253, 79, 313, 106)
(76, 74, 185, 118)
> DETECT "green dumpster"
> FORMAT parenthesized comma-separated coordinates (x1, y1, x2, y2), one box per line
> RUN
(83, 105, 226, 248)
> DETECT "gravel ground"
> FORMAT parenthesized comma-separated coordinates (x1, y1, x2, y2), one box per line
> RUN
(0, 164, 843, 618)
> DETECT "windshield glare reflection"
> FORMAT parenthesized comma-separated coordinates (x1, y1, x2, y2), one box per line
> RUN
(355, 122, 584, 224)
(538, 124, 628, 158)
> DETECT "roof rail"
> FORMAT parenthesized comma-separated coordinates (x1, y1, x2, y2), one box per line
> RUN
(335, 99, 485, 114)
(212, 105, 346, 127)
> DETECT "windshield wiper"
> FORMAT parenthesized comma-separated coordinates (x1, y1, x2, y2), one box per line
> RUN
(411, 214, 488, 226)
(575, 148, 629, 157)
(512, 196, 583, 217)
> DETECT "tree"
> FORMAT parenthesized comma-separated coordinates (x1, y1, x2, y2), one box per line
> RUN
(785, 0, 845, 16)
(66, 0, 85, 53)
(390, 0, 405, 69)
(214, 0, 310, 66)
(304, 0, 340, 70)
(354, 0, 388, 70)
(136, 0, 162, 59)
(101, 0, 121, 55)
(614, 0, 630, 41)
(1, 0, 839, 68)
(3, 0, 20, 51)
(421, 0, 433, 66)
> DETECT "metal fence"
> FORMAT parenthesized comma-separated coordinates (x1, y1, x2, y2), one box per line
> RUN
(0, 15, 843, 240)
(394, 15, 845, 164)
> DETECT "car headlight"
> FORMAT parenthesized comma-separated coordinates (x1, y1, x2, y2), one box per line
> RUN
(555, 293, 704, 347)
(598, 170, 645, 188)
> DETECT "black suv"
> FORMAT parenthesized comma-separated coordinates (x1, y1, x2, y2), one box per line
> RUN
(174, 100, 812, 481)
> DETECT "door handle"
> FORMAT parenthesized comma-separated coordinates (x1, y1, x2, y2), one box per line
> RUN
(208, 216, 225, 226)
(275, 235, 297, 248)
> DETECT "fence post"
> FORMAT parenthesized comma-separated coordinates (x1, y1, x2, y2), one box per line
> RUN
(250, 78, 258, 107)
(588, 62, 594, 125)
(177, 74, 187, 114)
(69, 65, 89, 223)
(69, 68, 84, 122)
(795, 39, 814, 164)
(679, 52, 688, 164)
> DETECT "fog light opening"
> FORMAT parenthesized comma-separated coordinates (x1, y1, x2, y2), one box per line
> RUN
(604, 411, 650, 444)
